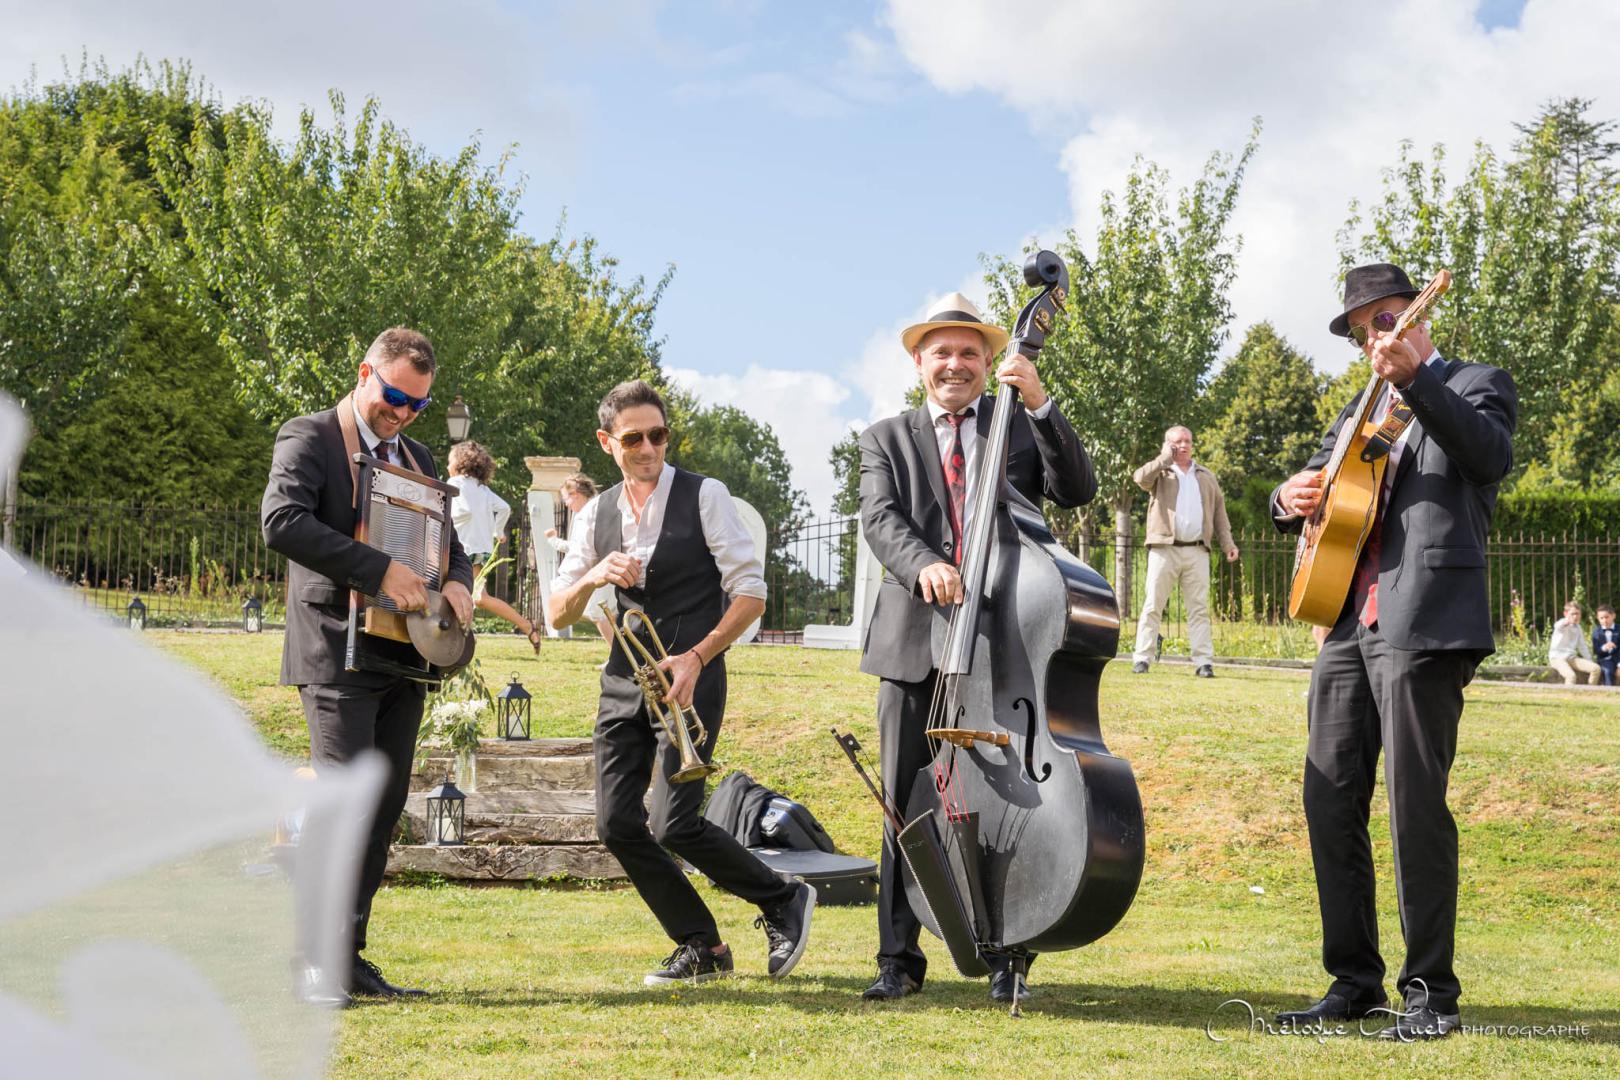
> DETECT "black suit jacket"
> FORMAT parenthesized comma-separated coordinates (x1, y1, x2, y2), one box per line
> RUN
(1271, 358, 1516, 654)
(858, 394, 1096, 681)
(262, 405, 474, 686)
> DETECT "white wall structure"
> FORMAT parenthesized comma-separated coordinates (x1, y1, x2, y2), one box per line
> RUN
(524, 456, 583, 637)
(802, 526, 882, 650)
(731, 497, 765, 645)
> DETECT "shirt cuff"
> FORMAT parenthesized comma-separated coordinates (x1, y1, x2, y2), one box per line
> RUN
(1029, 398, 1053, 420)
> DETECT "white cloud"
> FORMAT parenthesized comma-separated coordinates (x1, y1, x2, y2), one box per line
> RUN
(884, 0, 1620, 372)
(665, 364, 854, 517)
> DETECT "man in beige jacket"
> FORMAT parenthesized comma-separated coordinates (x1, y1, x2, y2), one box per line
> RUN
(1130, 426, 1238, 677)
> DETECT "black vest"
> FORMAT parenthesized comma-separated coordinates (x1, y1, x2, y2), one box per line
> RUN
(595, 468, 727, 678)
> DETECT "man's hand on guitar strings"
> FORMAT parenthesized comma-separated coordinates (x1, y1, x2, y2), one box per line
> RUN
(1368, 331, 1422, 389)
(1278, 470, 1325, 518)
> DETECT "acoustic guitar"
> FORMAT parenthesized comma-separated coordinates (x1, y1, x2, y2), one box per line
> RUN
(1287, 269, 1452, 627)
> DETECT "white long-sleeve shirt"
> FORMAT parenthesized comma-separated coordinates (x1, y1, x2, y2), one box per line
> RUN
(448, 474, 511, 560)
(551, 464, 766, 601)
(1548, 616, 1594, 663)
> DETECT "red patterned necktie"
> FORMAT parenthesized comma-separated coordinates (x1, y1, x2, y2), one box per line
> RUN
(374, 441, 393, 465)
(1353, 390, 1398, 627)
(942, 410, 972, 566)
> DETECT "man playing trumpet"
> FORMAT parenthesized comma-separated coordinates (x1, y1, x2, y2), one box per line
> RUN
(547, 379, 813, 985)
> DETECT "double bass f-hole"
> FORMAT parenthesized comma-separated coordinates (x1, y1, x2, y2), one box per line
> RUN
(1014, 697, 1050, 784)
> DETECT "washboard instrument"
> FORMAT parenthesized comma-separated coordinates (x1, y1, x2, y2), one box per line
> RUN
(1287, 269, 1451, 626)
(344, 451, 472, 682)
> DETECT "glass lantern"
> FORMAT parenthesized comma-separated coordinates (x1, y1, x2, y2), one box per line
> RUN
(446, 395, 472, 443)
(127, 596, 148, 631)
(424, 777, 466, 846)
(242, 595, 264, 633)
(497, 675, 532, 741)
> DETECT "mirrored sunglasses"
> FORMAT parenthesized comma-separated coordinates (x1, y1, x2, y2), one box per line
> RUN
(373, 368, 433, 412)
(1347, 310, 1399, 348)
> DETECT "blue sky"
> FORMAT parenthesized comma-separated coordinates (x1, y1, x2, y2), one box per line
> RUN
(8, 0, 1603, 517)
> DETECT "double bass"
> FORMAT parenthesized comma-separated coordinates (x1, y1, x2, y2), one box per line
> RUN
(836, 251, 1144, 1015)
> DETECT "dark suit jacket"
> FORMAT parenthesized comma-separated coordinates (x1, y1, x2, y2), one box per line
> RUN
(261, 405, 474, 686)
(858, 394, 1096, 681)
(1271, 358, 1516, 654)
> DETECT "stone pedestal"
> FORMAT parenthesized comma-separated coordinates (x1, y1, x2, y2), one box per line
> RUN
(525, 456, 582, 636)
(389, 736, 625, 882)
(803, 527, 882, 650)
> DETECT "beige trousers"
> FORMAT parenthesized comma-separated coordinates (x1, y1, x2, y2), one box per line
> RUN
(1132, 544, 1213, 667)
(1552, 656, 1602, 685)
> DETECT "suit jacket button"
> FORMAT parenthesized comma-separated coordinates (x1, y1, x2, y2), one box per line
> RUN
(943, 540, 953, 551)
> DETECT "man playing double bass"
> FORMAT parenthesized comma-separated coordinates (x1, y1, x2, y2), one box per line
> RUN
(1271, 263, 1516, 1040)
(856, 293, 1097, 1002)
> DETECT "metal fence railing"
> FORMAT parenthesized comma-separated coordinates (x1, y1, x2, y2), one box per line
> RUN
(12, 500, 1617, 641)
(10, 501, 535, 629)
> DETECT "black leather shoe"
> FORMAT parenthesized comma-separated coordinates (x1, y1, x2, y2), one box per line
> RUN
(1195, 664, 1215, 678)
(1372, 1006, 1460, 1041)
(989, 968, 1032, 1004)
(293, 962, 351, 1008)
(350, 956, 428, 998)
(755, 880, 816, 979)
(862, 966, 920, 1000)
(1275, 990, 1388, 1025)
(1131, 661, 1149, 674)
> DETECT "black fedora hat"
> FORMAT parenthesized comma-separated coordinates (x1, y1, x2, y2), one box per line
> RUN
(1329, 262, 1420, 338)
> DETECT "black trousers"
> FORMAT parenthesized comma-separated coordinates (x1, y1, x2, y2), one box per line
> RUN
(1305, 614, 1476, 1013)
(874, 675, 1026, 985)
(299, 679, 424, 953)
(593, 661, 793, 948)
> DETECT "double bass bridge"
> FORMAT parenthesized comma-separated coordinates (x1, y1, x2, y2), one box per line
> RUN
(925, 727, 1010, 749)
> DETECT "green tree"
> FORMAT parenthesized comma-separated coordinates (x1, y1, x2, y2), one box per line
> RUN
(1340, 98, 1620, 482)
(985, 123, 1258, 601)
(1200, 322, 1323, 531)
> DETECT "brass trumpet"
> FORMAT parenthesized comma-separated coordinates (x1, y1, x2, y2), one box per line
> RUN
(599, 603, 720, 784)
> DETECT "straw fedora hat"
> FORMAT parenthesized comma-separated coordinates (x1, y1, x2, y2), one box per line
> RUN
(900, 293, 1010, 356)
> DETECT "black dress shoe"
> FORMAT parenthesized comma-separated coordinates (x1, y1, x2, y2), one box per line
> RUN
(292, 963, 351, 1008)
(350, 955, 428, 998)
(862, 966, 920, 1000)
(1372, 1006, 1460, 1041)
(1195, 664, 1215, 678)
(1275, 990, 1388, 1025)
(1131, 661, 1149, 674)
(988, 967, 1033, 1003)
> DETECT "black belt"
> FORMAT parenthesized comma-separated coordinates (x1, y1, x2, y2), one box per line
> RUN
(1170, 540, 1206, 547)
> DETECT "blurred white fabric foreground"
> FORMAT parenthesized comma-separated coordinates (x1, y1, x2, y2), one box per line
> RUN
(0, 393, 382, 1079)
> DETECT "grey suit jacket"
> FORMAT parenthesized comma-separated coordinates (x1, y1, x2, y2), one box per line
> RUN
(858, 395, 1097, 681)
(1271, 358, 1517, 654)
(261, 406, 474, 686)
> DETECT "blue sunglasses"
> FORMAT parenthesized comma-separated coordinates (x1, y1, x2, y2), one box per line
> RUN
(372, 367, 433, 412)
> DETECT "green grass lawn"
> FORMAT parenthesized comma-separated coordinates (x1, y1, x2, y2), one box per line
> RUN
(152, 630, 1620, 1078)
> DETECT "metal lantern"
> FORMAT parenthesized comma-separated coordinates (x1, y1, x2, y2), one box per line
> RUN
(497, 675, 532, 741)
(446, 395, 472, 443)
(127, 596, 147, 631)
(424, 777, 466, 846)
(242, 595, 264, 633)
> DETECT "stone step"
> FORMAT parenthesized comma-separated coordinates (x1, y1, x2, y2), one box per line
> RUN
(406, 788, 598, 819)
(387, 842, 625, 881)
(412, 743, 596, 795)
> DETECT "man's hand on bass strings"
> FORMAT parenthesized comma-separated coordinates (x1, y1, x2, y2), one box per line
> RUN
(918, 561, 964, 605)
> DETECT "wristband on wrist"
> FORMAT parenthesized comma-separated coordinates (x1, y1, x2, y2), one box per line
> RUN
(689, 648, 707, 669)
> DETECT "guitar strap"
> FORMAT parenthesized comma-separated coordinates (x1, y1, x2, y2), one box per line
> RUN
(1359, 394, 1414, 463)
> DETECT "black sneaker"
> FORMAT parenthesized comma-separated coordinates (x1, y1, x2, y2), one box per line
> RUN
(1131, 661, 1149, 674)
(643, 941, 733, 987)
(755, 880, 816, 979)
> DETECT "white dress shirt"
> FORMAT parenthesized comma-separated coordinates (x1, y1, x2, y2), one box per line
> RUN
(925, 395, 1053, 539)
(551, 463, 767, 601)
(1171, 461, 1204, 542)
(448, 474, 511, 560)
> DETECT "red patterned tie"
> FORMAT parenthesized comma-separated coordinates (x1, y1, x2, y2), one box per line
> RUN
(1353, 390, 1398, 627)
(942, 411, 971, 566)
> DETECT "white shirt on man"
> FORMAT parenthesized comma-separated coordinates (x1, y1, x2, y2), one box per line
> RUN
(925, 396, 1053, 540)
(448, 474, 511, 560)
(1171, 461, 1204, 542)
(551, 463, 766, 601)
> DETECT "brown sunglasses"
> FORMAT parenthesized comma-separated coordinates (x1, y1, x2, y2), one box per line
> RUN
(1347, 310, 1399, 347)
(606, 425, 671, 449)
